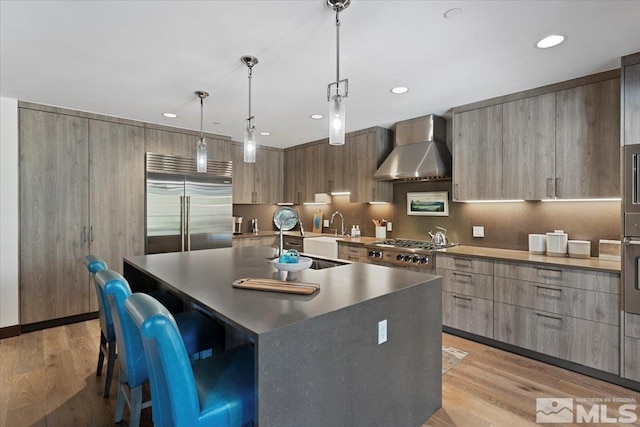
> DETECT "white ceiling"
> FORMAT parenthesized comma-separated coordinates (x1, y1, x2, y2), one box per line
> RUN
(2, 1, 640, 149)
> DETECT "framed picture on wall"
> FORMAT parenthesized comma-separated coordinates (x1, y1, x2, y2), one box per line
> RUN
(407, 191, 449, 216)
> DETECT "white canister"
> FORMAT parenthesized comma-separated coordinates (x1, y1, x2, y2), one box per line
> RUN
(528, 234, 547, 254)
(546, 230, 568, 257)
(568, 240, 591, 259)
(375, 226, 387, 239)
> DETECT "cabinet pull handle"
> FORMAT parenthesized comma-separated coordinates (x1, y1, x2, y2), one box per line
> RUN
(535, 285, 562, 292)
(546, 178, 553, 198)
(81, 226, 87, 246)
(452, 295, 472, 301)
(535, 312, 563, 321)
(452, 272, 473, 279)
(90, 225, 94, 243)
(371, 188, 376, 201)
(535, 266, 562, 274)
(453, 257, 473, 266)
(633, 153, 639, 204)
(329, 180, 333, 193)
(454, 183, 459, 199)
(555, 177, 561, 198)
(180, 195, 185, 252)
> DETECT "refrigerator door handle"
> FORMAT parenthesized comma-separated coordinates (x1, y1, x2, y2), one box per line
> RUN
(180, 195, 185, 252)
(624, 237, 640, 245)
(186, 196, 191, 251)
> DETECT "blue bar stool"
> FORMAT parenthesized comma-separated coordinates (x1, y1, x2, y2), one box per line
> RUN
(82, 254, 115, 398)
(95, 270, 226, 427)
(125, 292, 255, 427)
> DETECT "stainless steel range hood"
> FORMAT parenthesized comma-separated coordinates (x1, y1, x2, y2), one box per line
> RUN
(374, 114, 451, 182)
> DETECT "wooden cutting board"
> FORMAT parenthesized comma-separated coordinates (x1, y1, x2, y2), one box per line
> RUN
(232, 278, 319, 295)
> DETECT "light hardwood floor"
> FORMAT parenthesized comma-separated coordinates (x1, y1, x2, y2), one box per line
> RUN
(1, 319, 639, 426)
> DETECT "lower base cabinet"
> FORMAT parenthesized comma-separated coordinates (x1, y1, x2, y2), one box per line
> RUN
(442, 291, 493, 337)
(337, 242, 368, 263)
(232, 236, 277, 248)
(494, 302, 619, 374)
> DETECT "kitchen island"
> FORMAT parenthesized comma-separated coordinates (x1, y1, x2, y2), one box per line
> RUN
(123, 246, 442, 427)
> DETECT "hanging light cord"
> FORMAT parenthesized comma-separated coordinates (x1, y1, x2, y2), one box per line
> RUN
(335, 7, 341, 97)
(199, 96, 204, 139)
(247, 66, 253, 124)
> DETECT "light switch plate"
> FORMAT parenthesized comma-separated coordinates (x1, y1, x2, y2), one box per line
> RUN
(378, 319, 387, 344)
(323, 219, 329, 228)
(386, 222, 392, 232)
(473, 226, 485, 238)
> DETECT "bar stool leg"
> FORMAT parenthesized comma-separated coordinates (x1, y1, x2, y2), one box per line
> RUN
(96, 332, 106, 376)
(103, 340, 116, 397)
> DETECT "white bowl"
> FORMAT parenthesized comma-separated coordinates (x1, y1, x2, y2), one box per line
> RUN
(271, 256, 313, 272)
(568, 240, 591, 259)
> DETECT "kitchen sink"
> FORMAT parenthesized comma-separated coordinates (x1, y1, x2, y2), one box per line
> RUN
(303, 236, 339, 258)
(308, 257, 348, 270)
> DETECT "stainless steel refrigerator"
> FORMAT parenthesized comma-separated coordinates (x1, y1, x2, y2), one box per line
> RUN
(145, 153, 233, 254)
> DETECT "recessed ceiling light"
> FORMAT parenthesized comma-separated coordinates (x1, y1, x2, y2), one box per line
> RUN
(536, 34, 566, 49)
(390, 86, 409, 94)
(162, 112, 178, 118)
(259, 131, 271, 136)
(310, 114, 324, 120)
(212, 121, 221, 125)
(443, 8, 462, 19)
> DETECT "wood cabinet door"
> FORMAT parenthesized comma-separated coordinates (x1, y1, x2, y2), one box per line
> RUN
(255, 147, 283, 204)
(442, 291, 493, 337)
(146, 128, 195, 159)
(624, 63, 640, 146)
(453, 105, 503, 200)
(502, 93, 556, 200)
(88, 120, 145, 304)
(283, 148, 297, 203)
(207, 135, 234, 162)
(232, 143, 255, 203)
(328, 143, 348, 194)
(556, 78, 621, 198)
(19, 109, 90, 324)
(347, 129, 393, 203)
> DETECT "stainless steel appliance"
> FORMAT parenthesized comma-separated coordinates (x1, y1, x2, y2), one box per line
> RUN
(624, 143, 640, 314)
(233, 216, 243, 235)
(374, 114, 452, 182)
(146, 153, 233, 254)
(365, 238, 458, 272)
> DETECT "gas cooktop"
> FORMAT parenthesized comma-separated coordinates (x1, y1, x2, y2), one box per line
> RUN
(369, 239, 458, 252)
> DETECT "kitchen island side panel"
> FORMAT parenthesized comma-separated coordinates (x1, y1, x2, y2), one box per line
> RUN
(257, 278, 442, 427)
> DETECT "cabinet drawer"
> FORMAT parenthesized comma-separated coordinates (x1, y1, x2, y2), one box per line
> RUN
(494, 276, 619, 325)
(442, 291, 493, 338)
(625, 312, 640, 338)
(437, 254, 493, 275)
(437, 268, 493, 299)
(283, 236, 303, 251)
(494, 261, 620, 294)
(338, 243, 366, 257)
(494, 302, 619, 373)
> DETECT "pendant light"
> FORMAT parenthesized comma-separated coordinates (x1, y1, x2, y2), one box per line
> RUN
(242, 55, 259, 163)
(195, 90, 209, 173)
(327, 0, 350, 146)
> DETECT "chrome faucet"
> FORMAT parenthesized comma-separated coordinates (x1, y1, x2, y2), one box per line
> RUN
(330, 211, 345, 236)
(299, 219, 305, 236)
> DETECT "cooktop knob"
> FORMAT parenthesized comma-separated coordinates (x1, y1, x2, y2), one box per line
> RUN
(403, 254, 411, 262)
(412, 255, 421, 263)
(396, 254, 404, 261)
(420, 257, 429, 264)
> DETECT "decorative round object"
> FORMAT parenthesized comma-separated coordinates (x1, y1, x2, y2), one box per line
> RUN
(271, 256, 313, 273)
(273, 207, 299, 231)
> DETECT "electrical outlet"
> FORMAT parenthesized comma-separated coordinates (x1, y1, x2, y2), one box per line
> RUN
(473, 226, 485, 238)
(323, 219, 329, 228)
(378, 319, 387, 344)
(386, 222, 392, 232)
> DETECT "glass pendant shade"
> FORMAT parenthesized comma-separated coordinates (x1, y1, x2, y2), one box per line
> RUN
(196, 137, 207, 172)
(244, 126, 256, 163)
(329, 94, 346, 145)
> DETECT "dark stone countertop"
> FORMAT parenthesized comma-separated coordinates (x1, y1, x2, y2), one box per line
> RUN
(124, 245, 440, 337)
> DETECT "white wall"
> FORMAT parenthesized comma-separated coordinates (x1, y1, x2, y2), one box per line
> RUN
(0, 97, 19, 328)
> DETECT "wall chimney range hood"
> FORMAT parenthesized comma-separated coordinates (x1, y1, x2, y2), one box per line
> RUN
(374, 114, 451, 182)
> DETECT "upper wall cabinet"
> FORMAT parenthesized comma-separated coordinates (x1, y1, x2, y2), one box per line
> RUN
(502, 93, 556, 200)
(283, 127, 393, 204)
(623, 53, 640, 146)
(453, 71, 621, 201)
(233, 143, 283, 204)
(453, 105, 503, 200)
(145, 127, 233, 162)
(555, 78, 620, 199)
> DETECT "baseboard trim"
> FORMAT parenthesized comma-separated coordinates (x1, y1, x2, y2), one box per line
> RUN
(20, 312, 99, 333)
(443, 326, 640, 392)
(0, 325, 21, 339)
